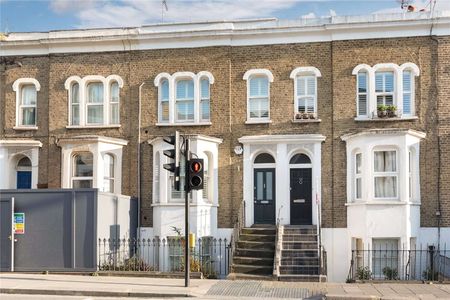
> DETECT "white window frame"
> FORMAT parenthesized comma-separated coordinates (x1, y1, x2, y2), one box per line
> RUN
(154, 71, 214, 126)
(175, 78, 195, 123)
(356, 71, 369, 118)
(109, 81, 120, 125)
(199, 78, 210, 122)
(64, 75, 123, 128)
(243, 69, 274, 124)
(373, 149, 399, 201)
(158, 78, 170, 123)
(352, 63, 419, 120)
(290, 67, 321, 119)
(102, 153, 115, 193)
(71, 152, 94, 188)
(86, 81, 105, 125)
(12, 78, 41, 130)
(355, 152, 362, 201)
(374, 71, 395, 107)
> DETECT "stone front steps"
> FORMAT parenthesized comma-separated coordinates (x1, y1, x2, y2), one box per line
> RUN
(229, 225, 276, 278)
(277, 225, 326, 282)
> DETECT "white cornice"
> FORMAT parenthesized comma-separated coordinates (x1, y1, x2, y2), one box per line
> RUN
(341, 128, 426, 141)
(1, 12, 449, 56)
(148, 134, 222, 145)
(238, 134, 326, 144)
(0, 139, 43, 148)
(57, 135, 128, 146)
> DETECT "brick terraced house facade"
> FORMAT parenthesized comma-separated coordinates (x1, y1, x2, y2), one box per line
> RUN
(1, 12, 450, 281)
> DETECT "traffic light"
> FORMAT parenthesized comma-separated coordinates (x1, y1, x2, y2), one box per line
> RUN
(187, 158, 204, 191)
(163, 131, 181, 191)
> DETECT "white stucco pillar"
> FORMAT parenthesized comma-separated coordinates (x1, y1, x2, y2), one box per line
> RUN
(276, 143, 289, 225)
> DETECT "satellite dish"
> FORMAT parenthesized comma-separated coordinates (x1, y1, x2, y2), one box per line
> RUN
(396, 0, 414, 9)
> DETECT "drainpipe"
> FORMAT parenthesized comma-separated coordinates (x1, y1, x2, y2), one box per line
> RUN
(137, 82, 146, 235)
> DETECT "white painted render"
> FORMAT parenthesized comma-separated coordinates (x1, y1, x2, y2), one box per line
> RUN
(0, 140, 42, 189)
(57, 136, 128, 194)
(149, 134, 222, 239)
(238, 134, 326, 227)
(1, 12, 449, 56)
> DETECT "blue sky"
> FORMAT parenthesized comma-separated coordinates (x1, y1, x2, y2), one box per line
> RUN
(0, 0, 446, 32)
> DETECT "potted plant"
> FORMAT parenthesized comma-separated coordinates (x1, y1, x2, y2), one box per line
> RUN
(377, 104, 387, 118)
(295, 113, 303, 120)
(386, 105, 397, 118)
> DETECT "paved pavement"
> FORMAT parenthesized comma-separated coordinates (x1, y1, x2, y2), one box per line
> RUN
(1, 273, 450, 299)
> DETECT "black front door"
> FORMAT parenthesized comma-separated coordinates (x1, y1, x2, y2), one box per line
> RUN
(290, 168, 312, 225)
(254, 168, 275, 224)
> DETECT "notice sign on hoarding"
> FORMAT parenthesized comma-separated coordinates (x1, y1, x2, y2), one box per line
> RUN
(14, 213, 25, 234)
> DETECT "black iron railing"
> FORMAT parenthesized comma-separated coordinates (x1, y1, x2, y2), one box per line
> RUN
(348, 244, 449, 282)
(98, 237, 231, 278)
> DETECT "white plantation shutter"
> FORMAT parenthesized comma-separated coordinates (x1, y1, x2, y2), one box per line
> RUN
(200, 79, 210, 121)
(375, 72, 394, 107)
(175, 79, 194, 121)
(249, 76, 269, 119)
(160, 80, 169, 122)
(403, 71, 412, 115)
(71, 83, 80, 125)
(296, 75, 316, 114)
(357, 72, 368, 116)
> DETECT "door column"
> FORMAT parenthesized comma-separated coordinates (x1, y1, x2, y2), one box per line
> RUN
(276, 143, 289, 225)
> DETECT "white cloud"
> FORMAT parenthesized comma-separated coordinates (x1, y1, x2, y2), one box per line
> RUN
(49, 0, 100, 14)
(49, 0, 299, 28)
(372, 0, 450, 14)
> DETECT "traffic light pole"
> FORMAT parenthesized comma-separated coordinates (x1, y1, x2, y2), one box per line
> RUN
(184, 137, 190, 288)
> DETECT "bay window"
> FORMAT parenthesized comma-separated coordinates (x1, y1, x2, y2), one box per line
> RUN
(355, 153, 362, 200)
(72, 152, 93, 188)
(103, 153, 115, 193)
(374, 150, 397, 199)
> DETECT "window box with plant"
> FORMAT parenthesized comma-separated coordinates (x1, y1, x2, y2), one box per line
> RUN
(377, 104, 398, 119)
(295, 112, 316, 120)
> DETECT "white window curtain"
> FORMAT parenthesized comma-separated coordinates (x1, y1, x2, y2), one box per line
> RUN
(249, 76, 269, 119)
(160, 79, 170, 122)
(175, 79, 194, 122)
(403, 71, 412, 116)
(297, 76, 316, 114)
(355, 153, 362, 200)
(357, 72, 368, 116)
(375, 72, 394, 106)
(86, 82, 104, 124)
(72, 152, 93, 188)
(109, 82, 120, 125)
(103, 154, 114, 193)
(374, 150, 397, 198)
(71, 83, 80, 125)
(20, 85, 37, 126)
(200, 79, 210, 121)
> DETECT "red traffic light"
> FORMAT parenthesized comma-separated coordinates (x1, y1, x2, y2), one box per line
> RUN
(190, 161, 202, 173)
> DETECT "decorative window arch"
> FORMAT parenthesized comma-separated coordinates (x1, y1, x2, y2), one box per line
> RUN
(154, 71, 214, 125)
(64, 75, 124, 127)
(352, 63, 419, 119)
(243, 69, 273, 123)
(289, 153, 311, 164)
(13, 78, 41, 129)
(290, 67, 321, 119)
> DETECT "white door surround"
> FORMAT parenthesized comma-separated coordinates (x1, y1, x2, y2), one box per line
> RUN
(238, 134, 326, 227)
(0, 140, 42, 189)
